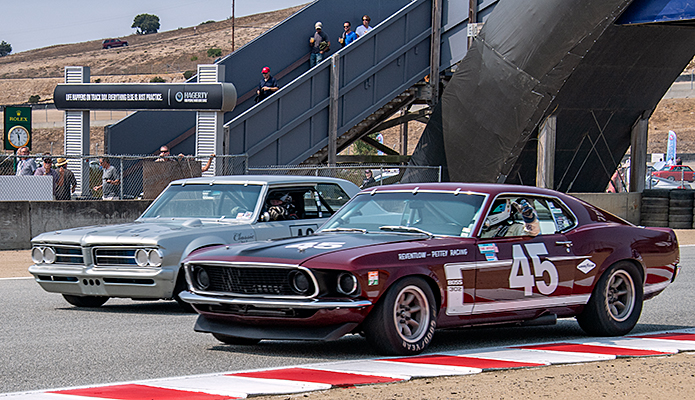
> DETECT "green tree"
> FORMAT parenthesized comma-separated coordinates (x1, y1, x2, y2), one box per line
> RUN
(150, 76, 165, 83)
(0, 41, 12, 57)
(352, 133, 380, 156)
(132, 14, 160, 35)
(28, 95, 40, 104)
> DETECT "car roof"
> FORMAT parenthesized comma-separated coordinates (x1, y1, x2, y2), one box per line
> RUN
(169, 174, 358, 187)
(358, 182, 565, 197)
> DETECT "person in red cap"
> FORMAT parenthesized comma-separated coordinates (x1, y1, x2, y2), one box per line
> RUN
(256, 66, 279, 103)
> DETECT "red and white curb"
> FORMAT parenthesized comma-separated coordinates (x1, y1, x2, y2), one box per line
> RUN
(4, 329, 695, 399)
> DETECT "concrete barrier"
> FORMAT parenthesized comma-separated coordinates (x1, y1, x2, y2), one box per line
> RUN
(571, 192, 641, 225)
(0, 200, 152, 250)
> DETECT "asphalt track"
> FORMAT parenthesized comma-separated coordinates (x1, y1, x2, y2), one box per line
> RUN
(2, 245, 694, 397)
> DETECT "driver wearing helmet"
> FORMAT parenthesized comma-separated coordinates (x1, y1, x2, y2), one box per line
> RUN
(480, 197, 540, 238)
(263, 192, 298, 221)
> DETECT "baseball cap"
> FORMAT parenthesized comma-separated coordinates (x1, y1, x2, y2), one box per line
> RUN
(315, 21, 322, 30)
(261, 66, 270, 74)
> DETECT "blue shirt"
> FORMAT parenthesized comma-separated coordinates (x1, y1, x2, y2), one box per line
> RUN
(341, 31, 357, 46)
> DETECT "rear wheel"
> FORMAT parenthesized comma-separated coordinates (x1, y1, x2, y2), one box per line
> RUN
(212, 333, 261, 345)
(62, 294, 109, 308)
(577, 262, 643, 336)
(363, 277, 436, 355)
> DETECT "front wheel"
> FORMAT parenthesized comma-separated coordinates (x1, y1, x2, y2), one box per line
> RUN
(363, 277, 437, 355)
(576, 262, 643, 336)
(212, 333, 261, 345)
(62, 294, 109, 307)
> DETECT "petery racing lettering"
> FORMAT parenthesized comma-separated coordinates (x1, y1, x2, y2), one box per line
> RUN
(398, 248, 468, 261)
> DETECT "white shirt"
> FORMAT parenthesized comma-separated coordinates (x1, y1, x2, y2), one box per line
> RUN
(356, 25, 373, 37)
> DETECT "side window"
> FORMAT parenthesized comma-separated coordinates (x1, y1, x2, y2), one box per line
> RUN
(480, 195, 561, 238)
(531, 198, 556, 235)
(317, 183, 351, 210)
(546, 199, 576, 232)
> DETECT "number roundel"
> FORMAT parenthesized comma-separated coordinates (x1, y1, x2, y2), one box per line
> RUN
(510, 243, 558, 296)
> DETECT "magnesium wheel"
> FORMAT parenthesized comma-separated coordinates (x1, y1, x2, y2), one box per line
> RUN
(212, 333, 261, 345)
(62, 294, 109, 308)
(577, 262, 643, 336)
(363, 277, 437, 355)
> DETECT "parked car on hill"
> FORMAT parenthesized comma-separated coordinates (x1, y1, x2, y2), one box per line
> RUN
(180, 183, 680, 355)
(102, 38, 128, 49)
(651, 165, 695, 181)
(29, 175, 359, 310)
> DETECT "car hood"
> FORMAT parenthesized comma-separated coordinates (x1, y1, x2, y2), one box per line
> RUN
(185, 232, 427, 264)
(31, 219, 251, 246)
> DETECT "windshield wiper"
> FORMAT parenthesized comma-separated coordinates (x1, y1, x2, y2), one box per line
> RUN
(379, 226, 434, 238)
(322, 227, 367, 234)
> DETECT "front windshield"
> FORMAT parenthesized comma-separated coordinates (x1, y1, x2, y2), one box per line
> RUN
(140, 183, 263, 220)
(320, 191, 486, 237)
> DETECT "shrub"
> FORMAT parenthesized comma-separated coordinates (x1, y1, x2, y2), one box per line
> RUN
(0, 40, 11, 57)
(190, 55, 198, 61)
(150, 76, 165, 83)
(183, 70, 195, 80)
(94, 78, 101, 83)
(199, 20, 215, 25)
(207, 48, 222, 58)
(28, 95, 40, 104)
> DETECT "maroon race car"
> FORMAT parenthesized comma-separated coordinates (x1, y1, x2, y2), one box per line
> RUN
(179, 183, 680, 355)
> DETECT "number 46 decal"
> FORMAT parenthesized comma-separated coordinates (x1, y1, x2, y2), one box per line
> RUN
(510, 243, 558, 296)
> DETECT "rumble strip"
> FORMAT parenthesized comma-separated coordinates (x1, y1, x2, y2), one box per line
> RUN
(4, 329, 695, 399)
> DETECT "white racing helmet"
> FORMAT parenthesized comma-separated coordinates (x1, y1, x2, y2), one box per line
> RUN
(484, 198, 511, 228)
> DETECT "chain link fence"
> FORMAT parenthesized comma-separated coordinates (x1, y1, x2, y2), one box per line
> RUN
(246, 165, 442, 189)
(0, 155, 439, 201)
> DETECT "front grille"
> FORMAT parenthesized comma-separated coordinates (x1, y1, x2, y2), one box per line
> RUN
(93, 247, 138, 266)
(53, 246, 84, 265)
(196, 264, 315, 297)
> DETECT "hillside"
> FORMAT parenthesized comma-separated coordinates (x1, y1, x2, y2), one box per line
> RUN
(0, 5, 692, 158)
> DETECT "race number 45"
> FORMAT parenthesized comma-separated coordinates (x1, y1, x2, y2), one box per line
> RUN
(510, 243, 558, 296)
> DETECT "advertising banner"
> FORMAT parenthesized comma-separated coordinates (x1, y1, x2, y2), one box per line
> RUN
(666, 130, 677, 164)
(4, 106, 32, 151)
(53, 83, 237, 111)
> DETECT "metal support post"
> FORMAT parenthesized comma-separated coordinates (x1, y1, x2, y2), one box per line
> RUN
(630, 113, 649, 193)
(536, 115, 556, 189)
(197, 64, 225, 176)
(468, 0, 478, 49)
(429, 0, 443, 106)
(400, 108, 409, 156)
(64, 66, 90, 198)
(328, 54, 340, 167)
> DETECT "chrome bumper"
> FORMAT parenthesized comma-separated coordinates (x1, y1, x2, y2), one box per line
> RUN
(178, 291, 372, 309)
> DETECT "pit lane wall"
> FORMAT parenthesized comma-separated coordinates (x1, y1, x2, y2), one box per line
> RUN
(0, 200, 152, 250)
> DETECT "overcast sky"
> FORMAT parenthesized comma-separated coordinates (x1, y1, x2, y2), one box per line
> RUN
(1, 0, 308, 54)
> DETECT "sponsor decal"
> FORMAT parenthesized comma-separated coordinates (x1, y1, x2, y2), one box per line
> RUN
(398, 248, 469, 261)
(368, 271, 379, 286)
(577, 259, 596, 274)
(398, 252, 427, 260)
(478, 243, 499, 261)
(285, 242, 345, 251)
(510, 243, 558, 296)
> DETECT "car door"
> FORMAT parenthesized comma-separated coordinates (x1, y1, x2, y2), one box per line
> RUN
(472, 195, 580, 320)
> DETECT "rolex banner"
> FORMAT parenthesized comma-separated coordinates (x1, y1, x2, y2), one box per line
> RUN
(4, 106, 32, 151)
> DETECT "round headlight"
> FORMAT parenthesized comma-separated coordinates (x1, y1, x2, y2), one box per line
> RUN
(43, 247, 57, 264)
(134, 249, 149, 267)
(289, 270, 311, 295)
(32, 247, 44, 264)
(147, 249, 163, 267)
(337, 272, 358, 295)
(195, 267, 210, 290)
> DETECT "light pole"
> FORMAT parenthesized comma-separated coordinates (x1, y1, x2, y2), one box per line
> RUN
(231, 0, 235, 51)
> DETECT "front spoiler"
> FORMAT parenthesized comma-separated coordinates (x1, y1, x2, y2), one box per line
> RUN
(178, 291, 372, 309)
(195, 315, 360, 341)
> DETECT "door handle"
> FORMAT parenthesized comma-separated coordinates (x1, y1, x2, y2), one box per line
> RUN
(556, 240, 573, 247)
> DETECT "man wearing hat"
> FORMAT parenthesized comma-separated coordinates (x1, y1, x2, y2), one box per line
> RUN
(34, 153, 60, 199)
(55, 157, 77, 200)
(256, 66, 279, 103)
(309, 21, 330, 67)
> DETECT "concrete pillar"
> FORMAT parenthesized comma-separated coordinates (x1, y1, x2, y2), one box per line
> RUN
(536, 115, 556, 189)
(630, 113, 649, 193)
(328, 54, 340, 167)
(196, 65, 225, 176)
(64, 66, 90, 197)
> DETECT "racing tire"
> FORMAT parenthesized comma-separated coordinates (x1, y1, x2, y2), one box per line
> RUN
(641, 198, 669, 207)
(173, 270, 195, 313)
(668, 206, 693, 215)
(212, 333, 261, 345)
(640, 219, 669, 227)
(642, 189, 671, 198)
(669, 221, 693, 229)
(363, 277, 437, 356)
(62, 294, 109, 308)
(669, 190, 693, 200)
(576, 262, 643, 337)
(669, 214, 693, 223)
(667, 176, 676, 182)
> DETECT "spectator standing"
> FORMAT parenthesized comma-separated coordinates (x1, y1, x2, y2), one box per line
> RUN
(309, 21, 330, 68)
(256, 66, 279, 103)
(155, 145, 171, 162)
(356, 15, 373, 37)
(15, 146, 37, 176)
(55, 158, 77, 200)
(361, 169, 376, 188)
(338, 21, 357, 47)
(201, 154, 215, 173)
(34, 154, 59, 198)
(93, 157, 120, 200)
